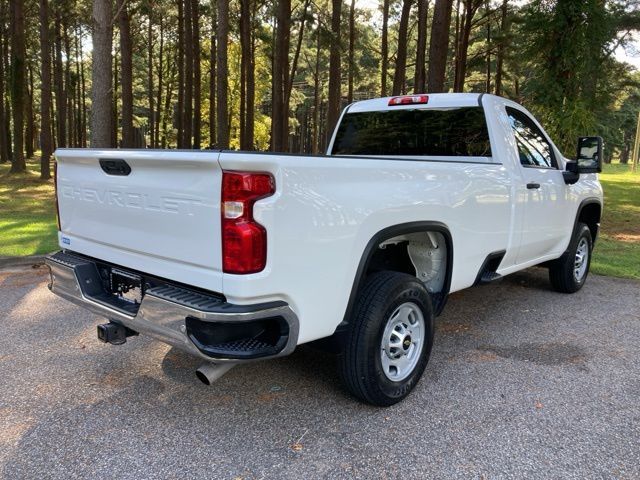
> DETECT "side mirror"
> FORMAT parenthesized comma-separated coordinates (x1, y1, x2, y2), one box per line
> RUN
(563, 160, 580, 185)
(576, 136, 603, 173)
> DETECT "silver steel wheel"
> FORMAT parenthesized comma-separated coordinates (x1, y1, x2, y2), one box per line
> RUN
(380, 302, 425, 382)
(574, 237, 589, 282)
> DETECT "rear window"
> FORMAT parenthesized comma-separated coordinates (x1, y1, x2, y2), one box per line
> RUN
(331, 107, 492, 157)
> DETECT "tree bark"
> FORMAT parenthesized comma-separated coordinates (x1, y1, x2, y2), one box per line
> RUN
(26, 64, 35, 158)
(208, 0, 216, 148)
(348, 0, 356, 103)
(272, 0, 290, 151)
(0, 4, 7, 164)
(183, 0, 193, 147)
(453, 1, 479, 92)
(494, 0, 508, 96)
(91, 0, 113, 147)
(246, 0, 256, 150)
(39, 0, 53, 177)
(427, 0, 454, 92)
(191, 0, 201, 149)
(147, 6, 154, 148)
(392, 0, 413, 95)
(414, 0, 429, 93)
(9, 0, 26, 172)
(118, 0, 134, 147)
(176, 0, 184, 147)
(155, 16, 164, 148)
(380, 0, 390, 96)
(216, 0, 229, 148)
(240, 0, 250, 149)
(312, 23, 320, 154)
(326, 0, 342, 145)
(78, 26, 87, 147)
(286, 0, 310, 110)
(54, 7, 66, 148)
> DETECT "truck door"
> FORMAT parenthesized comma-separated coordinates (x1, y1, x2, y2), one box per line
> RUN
(506, 107, 569, 264)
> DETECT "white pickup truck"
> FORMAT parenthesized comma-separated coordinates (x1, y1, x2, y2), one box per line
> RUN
(46, 93, 603, 406)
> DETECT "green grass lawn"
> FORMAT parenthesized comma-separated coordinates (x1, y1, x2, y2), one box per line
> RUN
(591, 163, 640, 280)
(0, 157, 58, 257)
(0, 156, 639, 280)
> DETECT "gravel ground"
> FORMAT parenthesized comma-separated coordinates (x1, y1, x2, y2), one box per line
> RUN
(0, 265, 639, 479)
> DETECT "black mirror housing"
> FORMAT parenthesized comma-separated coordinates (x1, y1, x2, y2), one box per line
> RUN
(563, 160, 580, 185)
(576, 136, 603, 173)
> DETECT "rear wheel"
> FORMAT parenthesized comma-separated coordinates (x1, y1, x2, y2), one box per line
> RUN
(338, 271, 434, 406)
(549, 222, 593, 293)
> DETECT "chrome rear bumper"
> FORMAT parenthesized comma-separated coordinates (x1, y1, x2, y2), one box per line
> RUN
(45, 251, 299, 362)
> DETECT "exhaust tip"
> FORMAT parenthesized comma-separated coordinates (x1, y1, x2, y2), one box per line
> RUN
(195, 369, 211, 385)
(195, 362, 235, 386)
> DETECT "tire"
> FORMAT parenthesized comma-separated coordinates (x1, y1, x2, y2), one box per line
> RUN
(338, 271, 435, 406)
(549, 222, 593, 293)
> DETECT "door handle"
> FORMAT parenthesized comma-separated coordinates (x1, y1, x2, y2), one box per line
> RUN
(100, 159, 131, 176)
(526, 182, 541, 189)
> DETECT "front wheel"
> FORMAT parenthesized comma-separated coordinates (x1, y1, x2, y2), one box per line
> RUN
(338, 271, 435, 406)
(549, 222, 593, 293)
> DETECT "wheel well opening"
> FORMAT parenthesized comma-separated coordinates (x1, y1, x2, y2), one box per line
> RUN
(579, 203, 601, 242)
(365, 231, 449, 307)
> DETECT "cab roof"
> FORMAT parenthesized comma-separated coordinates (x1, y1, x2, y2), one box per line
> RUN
(347, 93, 484, 113)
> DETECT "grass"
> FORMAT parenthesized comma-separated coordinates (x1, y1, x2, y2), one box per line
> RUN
(0, 155, 638, 280)
(591, 163, 640, 280)
(0, 156, 58, 257)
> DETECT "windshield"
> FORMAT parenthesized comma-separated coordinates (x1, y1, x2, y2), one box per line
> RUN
(331, 107, 492, 157)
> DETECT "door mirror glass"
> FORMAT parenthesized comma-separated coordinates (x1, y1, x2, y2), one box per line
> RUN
(576, 136, 602, 173)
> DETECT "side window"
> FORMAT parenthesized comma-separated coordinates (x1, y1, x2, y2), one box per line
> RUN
(506, 107, 556, 168)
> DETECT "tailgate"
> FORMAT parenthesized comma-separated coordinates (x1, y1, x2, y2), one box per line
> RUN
(55, 149, 223, 292)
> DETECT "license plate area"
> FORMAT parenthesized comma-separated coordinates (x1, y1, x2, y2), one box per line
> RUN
(110, 267, 143, 305)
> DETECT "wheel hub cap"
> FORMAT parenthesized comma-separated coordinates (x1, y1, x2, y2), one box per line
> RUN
(380, 302, 425, 381)
(574, 237, 589, 282)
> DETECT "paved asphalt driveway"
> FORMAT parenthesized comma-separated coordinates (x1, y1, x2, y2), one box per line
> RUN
(0, 265, 639, 479)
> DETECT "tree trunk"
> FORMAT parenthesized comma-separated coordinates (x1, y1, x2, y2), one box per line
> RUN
(183, 0, 193, 147)
(494, 0, 508, 96)
(485, 0, 491, 93)
(246, 0, 256, 150)
(54, 8, 66, 148)
(155, 16, 164, 148)
(191, 0, 201, 149)
(4, 33, 12, 160)
(240, 0, 250, 149)
(208, 0, 216, 148)
(64, 24, 74, 147)
(118, 0, 134, 147)
(286, 0, 310, 109)
(9, 0, 26, 172)
(380, 0, 390, 96)
(26, 64, 35, 158)
(312, 24, 320, 154)
(347, 0, 356, 103)
(91, 0, 113, 147)
(39, 0, 53, 178)
(78, 26, 87, 147)
(414, 0, 428, 93)
(427, 0, 453, 92)
(147, 7, 154, 148)
(272, 0, 290, 151)
(0, 18, 7, 163)
(326, 0, 342, 145)
(176, 0, 184, 147)
(112, 54, 118, 146)
(216, 0, 229, 148)
(453, 2, 471, 92)
(392, 0, 413, 95)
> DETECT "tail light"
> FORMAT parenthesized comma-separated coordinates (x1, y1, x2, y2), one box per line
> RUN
(221, 171, 275, 274)
(54, 160, 61, 230)
(388, 94, 429, 106)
